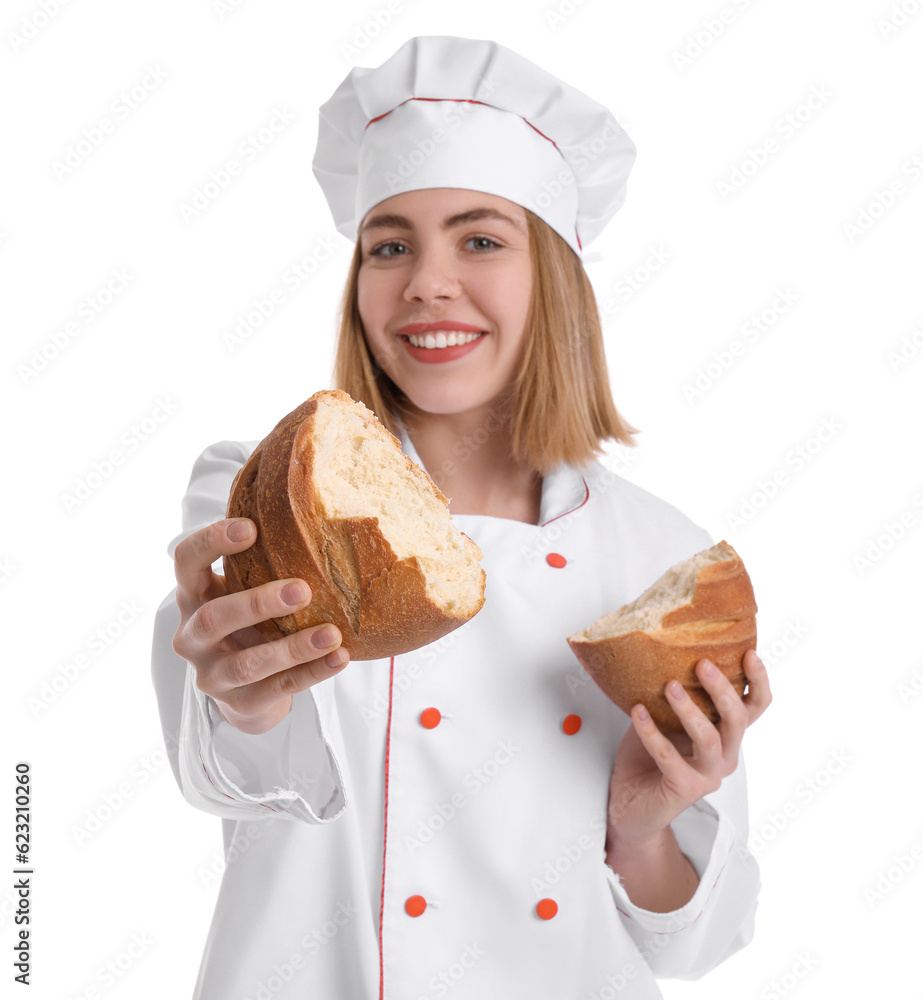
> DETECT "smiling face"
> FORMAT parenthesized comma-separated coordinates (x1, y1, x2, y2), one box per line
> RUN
(356, 188, 533, 418)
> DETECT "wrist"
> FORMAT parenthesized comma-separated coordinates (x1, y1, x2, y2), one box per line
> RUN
(217, 695, 293, 734)
(605, 825, 672, 865)
(605, 826, 700, 912)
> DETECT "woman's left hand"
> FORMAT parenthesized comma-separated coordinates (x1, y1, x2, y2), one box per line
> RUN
(607, 649, 772, 847)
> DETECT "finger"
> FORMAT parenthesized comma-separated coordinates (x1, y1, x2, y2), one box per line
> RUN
(740, 649, 772, 723)
(217, 637, 351, 715)
(174, 518, 256, 609)
(629, 703, 700, 790)
(664, 680, 724, 775)
(209, 621, 343, 696)
(696, 659, 749, 743)
(186, 577, 313, 654)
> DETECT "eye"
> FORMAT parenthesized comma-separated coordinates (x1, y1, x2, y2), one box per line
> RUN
(367, 240, 409, 258)
(465, 235, 502, 251)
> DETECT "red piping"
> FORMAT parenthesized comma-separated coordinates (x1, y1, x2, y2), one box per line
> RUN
(378, 655, 396, 999)
(540, 476, 590, 528)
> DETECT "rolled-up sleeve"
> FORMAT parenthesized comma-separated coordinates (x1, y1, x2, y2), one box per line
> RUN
(606, 756, 760, 979)
(150, 440, 347, 825)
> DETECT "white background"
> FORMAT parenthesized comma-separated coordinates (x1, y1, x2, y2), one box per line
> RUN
(4, 0, 922, 996)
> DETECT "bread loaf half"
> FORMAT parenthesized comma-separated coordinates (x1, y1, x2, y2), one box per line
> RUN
(567, 541, 757, 732)
(223, 389, 486, 660)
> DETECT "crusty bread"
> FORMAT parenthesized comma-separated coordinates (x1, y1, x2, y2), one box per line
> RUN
(567, 541, 757, 732)
(223, 389, 486, 660)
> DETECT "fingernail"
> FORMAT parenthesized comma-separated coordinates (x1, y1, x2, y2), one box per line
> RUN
(228, 520, 251, 542)
(325, 648, 347, 669)
(669, 681, 686, 699)
(312, 627, 335, 649)
(636, 705, 650, 722)
(280, 582, 307, 606)
(702, 660, 716, 677)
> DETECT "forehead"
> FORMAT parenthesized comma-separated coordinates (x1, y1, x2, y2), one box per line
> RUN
(359, 188, 528, 236)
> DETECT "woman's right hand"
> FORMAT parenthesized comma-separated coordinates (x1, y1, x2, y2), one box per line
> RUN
(171, 517, 349, 735)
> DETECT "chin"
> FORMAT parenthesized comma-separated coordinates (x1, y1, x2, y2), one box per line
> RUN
(401, 384, 510, 420)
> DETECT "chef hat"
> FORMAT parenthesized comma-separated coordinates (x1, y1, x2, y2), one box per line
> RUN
(312, 35, 636, 258)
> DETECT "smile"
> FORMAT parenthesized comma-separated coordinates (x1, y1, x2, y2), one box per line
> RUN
(406, 331, 485, 349)
(399, 331, 488, 365)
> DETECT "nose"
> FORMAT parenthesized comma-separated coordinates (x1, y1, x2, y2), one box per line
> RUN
(402, 245, 461, 304)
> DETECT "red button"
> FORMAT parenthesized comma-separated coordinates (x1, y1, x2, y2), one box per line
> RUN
(405, 895, 427, 917)
(420, 708, 442, 729)
(562, 714, 582, 735)
(546, 553, 567, 568)
(536, 898, 558, 920)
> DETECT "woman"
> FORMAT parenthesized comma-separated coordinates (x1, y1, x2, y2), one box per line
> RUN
(154, 35, 770, 999)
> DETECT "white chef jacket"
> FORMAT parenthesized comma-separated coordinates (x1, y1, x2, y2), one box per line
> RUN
(151, 428, 761, 1000)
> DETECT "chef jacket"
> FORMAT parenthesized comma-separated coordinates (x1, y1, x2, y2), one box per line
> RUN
(152, 429, 761, 1000)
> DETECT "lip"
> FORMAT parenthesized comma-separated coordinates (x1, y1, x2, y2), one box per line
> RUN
(399, 330, 488, 365)
(396, 320, 487, 337)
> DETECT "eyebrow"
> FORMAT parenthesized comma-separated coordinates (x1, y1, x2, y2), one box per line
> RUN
(360, 206, 526, 237)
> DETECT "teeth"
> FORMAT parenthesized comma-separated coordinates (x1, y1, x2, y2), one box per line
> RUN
(407, 331, 484, 349)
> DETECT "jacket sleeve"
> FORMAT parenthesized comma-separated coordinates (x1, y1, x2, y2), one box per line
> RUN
(605, 753, 760, 980)
(150, 440, 347, 824)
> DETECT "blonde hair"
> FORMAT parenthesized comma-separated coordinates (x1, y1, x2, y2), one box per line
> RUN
(333, 209, 637, 474)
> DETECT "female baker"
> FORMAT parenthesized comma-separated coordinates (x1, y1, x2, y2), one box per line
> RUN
(152, 35, 771, 999)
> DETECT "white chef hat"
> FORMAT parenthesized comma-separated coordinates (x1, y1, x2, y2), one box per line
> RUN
(311, 35, 636, 258)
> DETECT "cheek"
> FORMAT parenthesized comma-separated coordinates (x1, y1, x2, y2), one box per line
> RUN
(356, 273, 374, 327)
(487, 269, 532, 331)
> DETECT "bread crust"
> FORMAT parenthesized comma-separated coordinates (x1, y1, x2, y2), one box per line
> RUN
(567, 544, 757, 732)
(223, 390, 485, 660)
